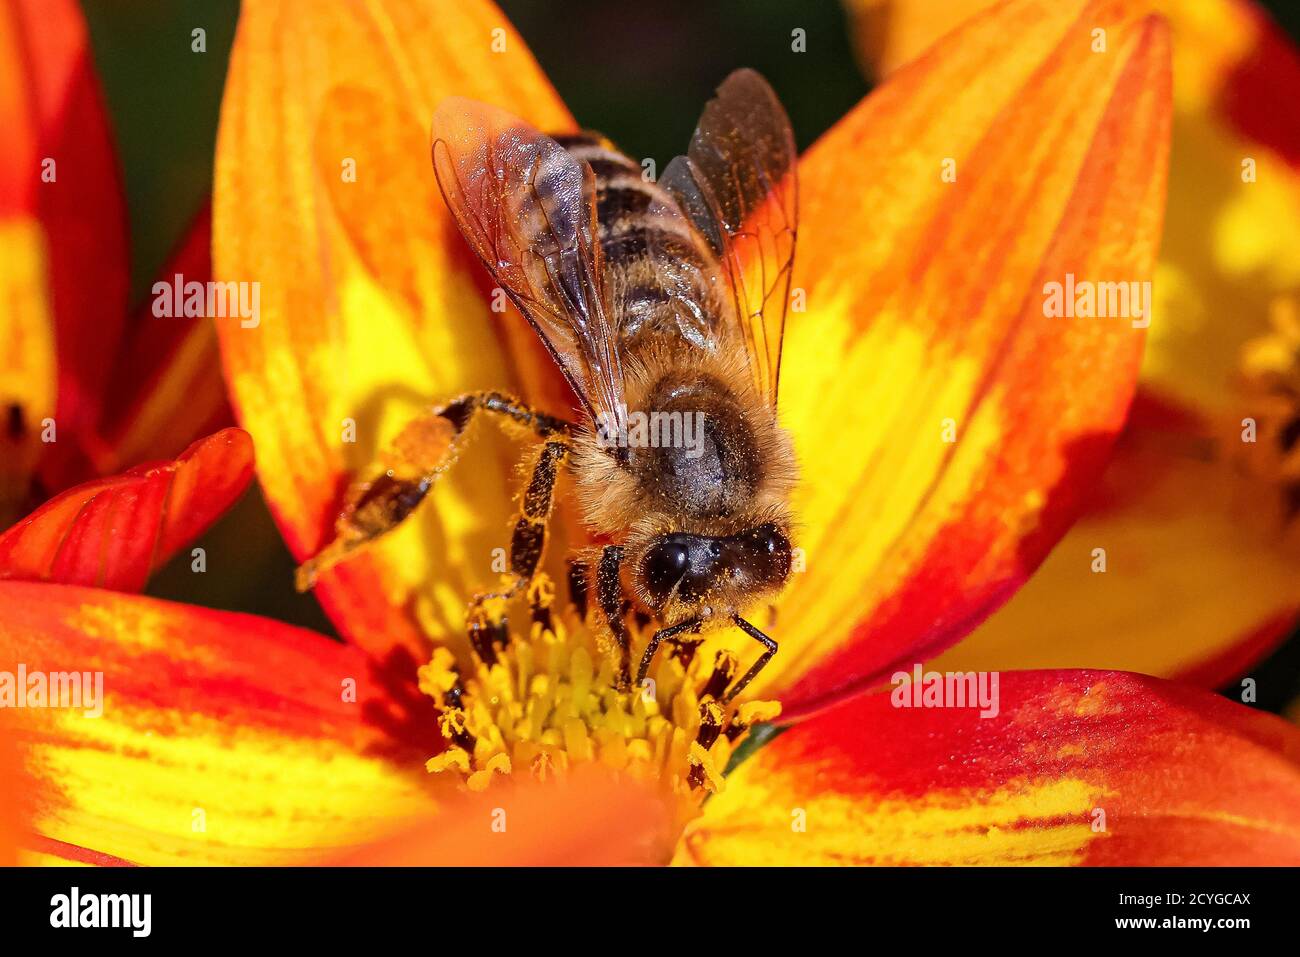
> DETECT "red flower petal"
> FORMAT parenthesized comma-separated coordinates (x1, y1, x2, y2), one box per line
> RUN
(680, 670, 1300, 865)
(0, 0, 129, 492)
(0, 429, 254, 591)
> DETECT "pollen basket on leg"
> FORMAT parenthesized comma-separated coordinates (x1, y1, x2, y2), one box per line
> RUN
(415, 573, 780, 812)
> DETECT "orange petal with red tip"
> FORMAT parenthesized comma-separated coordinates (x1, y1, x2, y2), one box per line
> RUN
(0, 714, 26, 866)
(0, 0, 129, 496)
(0, 581, 438, 865)
(93, 204, 235, 474)
(851, 0, 1300, 423)
(679, 670, 1300, 865)
(844, 0, 994, 78)
(0, 429, 254, 591)
(758, 0, 1170, 715)
(214, 0, 575, 663)
(848, 2, 1300, 686)
(332, 765, 675, 866)
(937, 397, 1300, 686)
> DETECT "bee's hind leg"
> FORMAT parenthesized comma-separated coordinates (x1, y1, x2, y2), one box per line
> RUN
(296, 391, 572, 592)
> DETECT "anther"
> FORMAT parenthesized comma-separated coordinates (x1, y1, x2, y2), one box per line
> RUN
(468, 612, 506, 665)
(701, 649, 737, 701)
(695, 699, 723, 751)
(439, 708, 477, 753)
(672, 636, 703, 668)
(688, 700, 724, 790)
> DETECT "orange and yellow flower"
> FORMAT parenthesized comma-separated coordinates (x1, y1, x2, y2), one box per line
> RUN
(0, 0, 235, 530)
(4, 0, 1300, 866)
(852, 0, 1300, 690)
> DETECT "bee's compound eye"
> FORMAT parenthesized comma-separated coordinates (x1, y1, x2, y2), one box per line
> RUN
(644, 539, 692, 600)
(751, 523, 788, 555)
(746, 523, 792, 583)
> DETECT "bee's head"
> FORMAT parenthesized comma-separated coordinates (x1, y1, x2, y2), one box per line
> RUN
(636, 521, 792, 615)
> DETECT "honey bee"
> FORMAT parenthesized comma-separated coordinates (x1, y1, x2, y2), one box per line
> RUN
(298, 69, 799, 703)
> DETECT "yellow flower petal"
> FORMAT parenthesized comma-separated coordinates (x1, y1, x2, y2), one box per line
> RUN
(214, 0, 575, 663)
(0, 581, 436, 865)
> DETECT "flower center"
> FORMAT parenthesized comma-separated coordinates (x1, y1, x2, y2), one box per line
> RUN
(417, 573, 780, 820)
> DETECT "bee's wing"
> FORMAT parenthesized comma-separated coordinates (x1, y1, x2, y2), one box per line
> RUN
(432, 98, 626, 435)
(660, 69, 798, 406)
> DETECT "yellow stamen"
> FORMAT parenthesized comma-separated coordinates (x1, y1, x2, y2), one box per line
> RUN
(416, 573, 780, 824)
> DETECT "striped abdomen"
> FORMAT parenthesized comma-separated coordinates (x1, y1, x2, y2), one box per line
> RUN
(553, 132, 726, 348)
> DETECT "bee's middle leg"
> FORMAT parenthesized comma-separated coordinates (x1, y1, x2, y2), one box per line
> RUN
(464, 436, 570, 649)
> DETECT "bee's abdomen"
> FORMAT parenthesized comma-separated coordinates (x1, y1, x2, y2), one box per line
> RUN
(553, 132, 724, 343)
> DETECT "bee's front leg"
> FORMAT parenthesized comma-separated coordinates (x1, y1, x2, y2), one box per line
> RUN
(636, 617, 703, 690)
(722, 614, 778, 704)
(595, 545, 632, 691)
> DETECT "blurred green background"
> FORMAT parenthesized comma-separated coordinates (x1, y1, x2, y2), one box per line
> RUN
(77, 0, 1300, 715)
